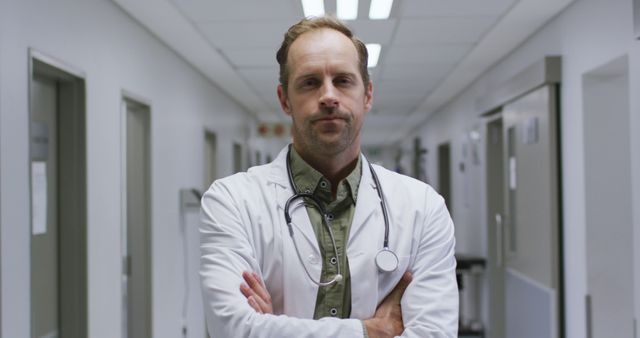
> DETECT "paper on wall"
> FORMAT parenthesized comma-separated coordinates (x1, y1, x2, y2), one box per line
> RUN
(31, 161, 48, 235)
(509, 156, 517, 190)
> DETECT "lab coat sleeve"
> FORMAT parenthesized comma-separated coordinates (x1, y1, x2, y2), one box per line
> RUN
(200, 179, 365, 338)
(400, 188, 459, 338)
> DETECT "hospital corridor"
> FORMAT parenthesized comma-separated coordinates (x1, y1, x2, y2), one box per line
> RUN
(1, 0, 639, 337)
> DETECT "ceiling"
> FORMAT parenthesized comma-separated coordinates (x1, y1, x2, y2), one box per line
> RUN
(113, 0, 574, 146)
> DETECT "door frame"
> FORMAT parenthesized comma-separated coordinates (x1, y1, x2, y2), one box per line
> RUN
(479, 56, 564, 338)
(28, 49, 88, 338)
(483, 111, 505, 338)
(120, 92, 153, 338)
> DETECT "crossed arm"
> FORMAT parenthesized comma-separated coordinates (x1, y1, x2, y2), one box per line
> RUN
(240, 271, 413, 338)
(201, 180, 458, 337)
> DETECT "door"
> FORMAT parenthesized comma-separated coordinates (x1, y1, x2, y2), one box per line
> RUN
(30, 56, 87, 338)
(122, 99, 152, 338)
(485, 115, 505, 338)
(233, 142, 242, 173)
(502, 85, 563, 338)
(204, 131, 217, 189)
(30, 73, 59, 338)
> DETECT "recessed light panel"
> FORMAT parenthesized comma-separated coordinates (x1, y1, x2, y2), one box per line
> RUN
(366, 43, 381, 68)
(302, 0, 325, 18)
(369, 0, 393, 20)
(337, 0, 359, 20)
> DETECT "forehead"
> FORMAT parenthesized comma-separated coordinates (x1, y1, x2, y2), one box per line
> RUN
(287, 28, 360, 75)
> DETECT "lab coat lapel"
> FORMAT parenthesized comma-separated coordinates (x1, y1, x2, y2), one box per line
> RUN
(349, 156, 380, 242)
(347, 156, 382, 318)
(270, 147, 320, 255)
(268, 146, 320, 318)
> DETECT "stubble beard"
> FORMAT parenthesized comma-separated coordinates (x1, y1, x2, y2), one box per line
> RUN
(292, 114, 357, 158)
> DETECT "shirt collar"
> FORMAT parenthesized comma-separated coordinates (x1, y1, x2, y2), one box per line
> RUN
(289, 147, 362, 203)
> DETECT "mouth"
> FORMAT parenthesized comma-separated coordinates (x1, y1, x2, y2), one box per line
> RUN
(317, 116, 342, 122)
(313, 114, 348, 123)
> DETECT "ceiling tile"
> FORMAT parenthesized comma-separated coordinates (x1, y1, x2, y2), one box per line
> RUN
(383, 44, 472, 65)
(198, 20, 292, 48)
(223, 48, 278, 68)
(379, 64, 453, 81)
(394, 17, 496, 44)
(347, 19, 397, 45)
(171, 0, 302, 22)
(398, 0, 517, 18)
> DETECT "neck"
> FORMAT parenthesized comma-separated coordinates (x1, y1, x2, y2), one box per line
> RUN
(292, 143, 360, 188)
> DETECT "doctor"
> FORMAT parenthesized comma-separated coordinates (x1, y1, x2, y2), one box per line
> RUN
(200, 16, 458, 338)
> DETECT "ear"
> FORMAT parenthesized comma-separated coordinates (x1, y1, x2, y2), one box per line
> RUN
(277, 85, 292, 116)
(364, 80, 373, 113)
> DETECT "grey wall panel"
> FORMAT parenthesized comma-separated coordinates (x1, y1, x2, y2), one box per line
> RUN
(505, 269, 554, 338)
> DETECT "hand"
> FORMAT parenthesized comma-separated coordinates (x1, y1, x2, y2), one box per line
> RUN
(363, 272, 413, 338)
(240, 271, 273, 314)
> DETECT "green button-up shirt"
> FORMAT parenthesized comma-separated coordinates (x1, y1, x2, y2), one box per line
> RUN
(289, 148, 362, 320)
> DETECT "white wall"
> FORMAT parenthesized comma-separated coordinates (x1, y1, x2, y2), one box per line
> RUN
(402, 0, 640, 336)
(0, 1, 255, 337)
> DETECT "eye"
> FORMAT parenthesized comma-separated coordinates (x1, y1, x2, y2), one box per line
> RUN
(299, 77, 319, 89)
(335, 76, 354, 87)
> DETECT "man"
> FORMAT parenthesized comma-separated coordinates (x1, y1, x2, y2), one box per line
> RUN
(200, 16, 458, 338)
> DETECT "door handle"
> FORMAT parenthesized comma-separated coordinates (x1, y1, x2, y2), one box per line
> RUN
(495, 213, 503, 267)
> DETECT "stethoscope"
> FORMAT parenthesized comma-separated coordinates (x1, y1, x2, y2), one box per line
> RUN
(284, 146, 398, 287)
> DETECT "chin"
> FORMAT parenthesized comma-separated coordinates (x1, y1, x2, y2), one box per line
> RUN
(313, 138, 354, 155)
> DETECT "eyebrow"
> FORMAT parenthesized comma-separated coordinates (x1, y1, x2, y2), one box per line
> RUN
(294, 70, 358, 82)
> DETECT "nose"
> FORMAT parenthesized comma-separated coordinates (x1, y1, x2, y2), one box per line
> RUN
(319, 81, 339, 109)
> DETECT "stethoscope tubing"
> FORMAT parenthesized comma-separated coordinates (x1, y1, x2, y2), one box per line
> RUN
(284, 145, 396, 287)
(285, 192, 343, 287)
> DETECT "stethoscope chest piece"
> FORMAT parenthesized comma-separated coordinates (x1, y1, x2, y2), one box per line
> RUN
(375, 248, 399, 272)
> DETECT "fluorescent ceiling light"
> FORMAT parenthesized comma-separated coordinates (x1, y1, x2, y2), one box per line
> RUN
(337, 0, 358, 20)
(369, 0, 393, 19)
(366, 44, 381, 68)
(302, 0, 325, 17)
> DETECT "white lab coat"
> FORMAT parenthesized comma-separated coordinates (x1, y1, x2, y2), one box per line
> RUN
(200, 146, 458, 338)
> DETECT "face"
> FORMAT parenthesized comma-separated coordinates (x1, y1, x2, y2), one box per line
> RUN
(277, 28, 373, 159)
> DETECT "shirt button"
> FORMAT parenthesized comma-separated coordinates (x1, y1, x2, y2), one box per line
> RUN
(330, 257, 338, 265)
(304, 189, 311, 194)
(320, 180, 328, 188)
(326, 214, 334, 221)
(330, 308, 338, 316)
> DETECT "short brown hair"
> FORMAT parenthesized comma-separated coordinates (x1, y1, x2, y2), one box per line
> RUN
(276, 16, 370, 94)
